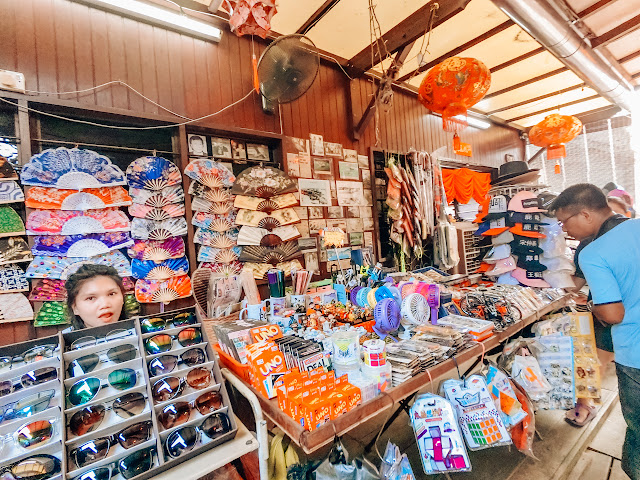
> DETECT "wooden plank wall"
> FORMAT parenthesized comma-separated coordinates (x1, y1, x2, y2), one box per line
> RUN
(0, 0, 523, 345)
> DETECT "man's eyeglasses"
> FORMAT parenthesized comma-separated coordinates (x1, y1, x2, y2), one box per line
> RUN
(557, 211, 580, 227)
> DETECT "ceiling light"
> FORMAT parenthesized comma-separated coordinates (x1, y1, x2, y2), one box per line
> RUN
(455, 115, 491, 130)
(83, 0, 222, 42)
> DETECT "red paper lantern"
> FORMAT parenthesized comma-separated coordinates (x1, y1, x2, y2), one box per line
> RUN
(528, 113, 582, 161)
(418, 57, 491, 132)
(223, 0, 277, 39)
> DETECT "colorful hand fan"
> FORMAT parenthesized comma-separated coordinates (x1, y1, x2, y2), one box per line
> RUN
(127, 238, 186, 261)
(199, 261, 243, 276)
(193, 228, 238, 248)
(26, 209, 130, 235)
(0, 157, 18, 182)
(29, 279, 67, 301)
(135, 275, 192, 304)
(25, 251, 132, 280)
(25, 186, 132, 210)
(188, 182, 232, 203)
(31, 232, 134, 258)
(242, 260, 303, 279)
(0, 206, 25, 237)
(129, 186, 185, 207)
(33, 302, 69, 327)
(131, 257, 189, 280)
(0, 181, 24, 204)
(20, 147, 126, 189)
(231, 166, 296, 197)
(0, 293, 34, 322)
(128, 203, 185, 221)
(235, 208, 299, 229)
(192, 211, 236, 232)
(239, 241, 300, 264)
(197, 246, 242, 264)
(190, 197, 234, 215)
(234, 193, 297, 212)
(191, 267, 210, 314)
(126, 156, 182, 191)
(0, 237, 33, 265)
(237, 225, 300, 246)
(122, 276, 135, 293)
(130, 217, 188, 240)
(0, 264, 29, 293)
(184, 159, 235, 189)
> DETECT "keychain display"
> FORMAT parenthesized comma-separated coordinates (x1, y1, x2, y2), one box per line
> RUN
(534, 335, 575, 410)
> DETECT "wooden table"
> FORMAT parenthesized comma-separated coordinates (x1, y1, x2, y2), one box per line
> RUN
(235, 296, 568, 454)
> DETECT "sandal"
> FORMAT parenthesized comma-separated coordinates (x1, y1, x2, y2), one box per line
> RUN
(565, 404, 597, 427)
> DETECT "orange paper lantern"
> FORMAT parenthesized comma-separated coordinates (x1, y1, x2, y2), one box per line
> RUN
(418, 57, 491, 132)
(224, 0, 277, 38)
(528, 114, 582, 162)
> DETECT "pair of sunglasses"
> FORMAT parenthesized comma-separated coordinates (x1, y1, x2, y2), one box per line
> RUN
(70, 330, 133, 351)
(165, 413, 231, 458)
(2, 454, 61, 480)
(70, 421, 152, 468)
(147, 348, 206, 377)
(0, 367, 58, 397)
(157, 391, 223, 430)
(151, 367, 212, 403)
(0, 344, 57, 370)
(69, 392, 146, 437)
(73, 447, 155, 480)
(0, 418, 57, 453)
(67, 344, 137, 378)
(144, 328, 202, 356)
(140, 312, 196, 334)
(0, 389, 56, 425)
(67, 369, 137, 406)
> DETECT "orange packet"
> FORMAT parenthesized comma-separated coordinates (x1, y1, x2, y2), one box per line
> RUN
(250, 324, 283, 343)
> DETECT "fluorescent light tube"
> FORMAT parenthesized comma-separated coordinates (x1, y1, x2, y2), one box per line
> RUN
(85, 0, 222, 42)
(456, 115, 491, 129)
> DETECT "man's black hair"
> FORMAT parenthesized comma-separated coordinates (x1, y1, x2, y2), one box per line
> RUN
(549, 183, 609, 214)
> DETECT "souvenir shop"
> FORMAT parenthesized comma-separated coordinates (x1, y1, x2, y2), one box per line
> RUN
(0, 0, 634, 479)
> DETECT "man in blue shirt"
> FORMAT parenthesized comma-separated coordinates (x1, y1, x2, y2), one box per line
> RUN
(552, 184, 640, 479)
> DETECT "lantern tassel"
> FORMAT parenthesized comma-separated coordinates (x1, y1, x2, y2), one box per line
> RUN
(555, 159, 561, 175)
(453, 133, 461, 150)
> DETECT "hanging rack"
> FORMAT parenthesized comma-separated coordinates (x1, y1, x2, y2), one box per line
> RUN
(488, 183, 550, 196)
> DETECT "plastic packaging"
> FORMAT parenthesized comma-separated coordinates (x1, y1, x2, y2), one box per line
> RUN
(485, 363, 527, 428)
(511, 354, 552, 402)
(331, 330, 360, 365)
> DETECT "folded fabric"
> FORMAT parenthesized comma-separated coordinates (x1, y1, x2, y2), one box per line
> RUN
(0, 237, 32, 265)
(0, 264, 29, 293)
(0, 181, 24, 204)
(33, 302, 69, 327)
(31, 232, 133, 258)
(135, 275, 192, 304)
(0, 293, 34, 322)
(130, 217, 188, 240)
(25, 186, 132, 210)
(0, 206, 25, 237)
(129, 185, 185, 207)
(29, 279, 67, 302)
(0, 157, 18, 181)
(128, 203, 185, 221)
(131, 257, 189, 280)
(26, 209, 130, 235)
(197, 246, 242, 264)
(26, 251, 132, 280)
(127, 238, 186, 261)
(126, 156, 182, 191)
(20, 147, 126, 189)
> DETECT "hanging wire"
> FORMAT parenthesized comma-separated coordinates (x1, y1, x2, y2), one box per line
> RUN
(406, 3, 439, 85)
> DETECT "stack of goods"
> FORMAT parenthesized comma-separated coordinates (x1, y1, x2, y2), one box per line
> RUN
(538, 194, 575, 289)
(231, 166, 303, 279)
(125, 156, 191, 305)
(185, 159, 243, 276)
(386, 340, 444, 386)
(413, 324, 466, 353)
(21, 147, 133, 325)
(437, 315, 494, 341)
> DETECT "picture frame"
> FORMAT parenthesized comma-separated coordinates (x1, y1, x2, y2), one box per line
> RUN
(284, 136, 310, 155)
(299, 179, 332, 207)
(230, 140, 246, 160)
(358, 154, 369, 169)
(335, 181, 365, 206)
(343, 149, 357, 162)
(324, 142, 343, 158)
(313, 158, 333, 176)
(350, 232, 363, 246)
(310, 134, 325, 156)
(187, 134, 208, 156)
(339, 161, 360, 180)
(308, 206, 324, 219)
(246, 143, 270, 161)
(210, 137, 232, 159)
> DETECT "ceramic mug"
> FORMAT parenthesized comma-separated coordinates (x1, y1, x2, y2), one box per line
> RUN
(263, 297, 286, 318)
(289, 294, 307, 313)
(239, 303, 262, 321)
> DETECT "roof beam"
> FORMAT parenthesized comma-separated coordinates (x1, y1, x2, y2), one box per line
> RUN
(348, 0, 472, 74)
(397, 20, 514, 82)
(505, 94, 600, 123)
(486, 83, 586, 115)
(576, 0, 618, 19)
(490, 47, 545, 73)
(591, 13, 640, 48)
(296, 0, 341, 35)
(483, 67, 568, 99)
(619, 49, 640, 64)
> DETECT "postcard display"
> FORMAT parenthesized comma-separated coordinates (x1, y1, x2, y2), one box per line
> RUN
(0, 307, 237, 480)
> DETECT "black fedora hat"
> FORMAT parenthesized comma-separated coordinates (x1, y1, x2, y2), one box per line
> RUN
(491, 161, 539, 186)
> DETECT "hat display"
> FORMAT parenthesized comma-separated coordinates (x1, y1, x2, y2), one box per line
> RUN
(486, 256, 517, 276)
(510, 223, 546, 239)
(497, 272, 520, 285)
(476, 262, 491, 273)
(473, 198, 490, 224)
(537, 192, 558, 211)
(511, 268, 551, 288)
(540, 232, 568, 257)
(508, 211, 545, 224)
(516, 253, 547, 272)
(491, 230, 514, 245)
(483, 195, 509, 221)
(511, 236, 543, 255)
(508, 191, 546, 213)
(474, 221, 490, 236)
(482, 218, 509, 236)
(491, 161, 540, 186)
(543, 270, 576, 289)
(483, 244, 511, 263)
(540, 255, 574, 273)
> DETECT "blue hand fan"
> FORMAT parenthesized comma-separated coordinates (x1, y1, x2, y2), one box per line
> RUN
(126, 156, 182, 191)
(31, 233, 134, 258)
(131, 256, 189, 280)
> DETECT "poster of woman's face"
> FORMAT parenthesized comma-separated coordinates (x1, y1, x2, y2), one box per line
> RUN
(231, 140, 246, 160)
(188, 134, 208, 156)
(210, 137, 232, 159)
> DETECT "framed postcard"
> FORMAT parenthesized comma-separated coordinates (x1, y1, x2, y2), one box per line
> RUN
(363, 217, 375, 231)
(350, 232, 363, 246)
(298, 237, 318, 252)
(299, 154, 312, 178)
(360, 206, 373, 218)
(246, 143, 270, 161)
(286, 153, 300, 177)
(326, 219, 348, 231)
(336, 181, 365, 206)
(188, 134, 208, 156)
(358, 154, 369, 169)
(308, 206, 324, 219)
(327, 206, 343, 218)
(363, 189, 373, 206)
(297, 220, 310, 238)
(230, 140, 246, 160)
(347, 218, 363, 232)
(309, 219, 327, 235)
(343, 149, 357, 163)
(328, 247, 351, 261)
(313, 158, 333, 176)
(324, 142, 343, 158)
(304, 252, 320, 273)
(284, 136, 310, 155)
(210, 137, 232, 159)
(310, 133, 324, 156)
(364, 232, 374, 247)
(293, 206, 308, 220)
(344, 206, 360, 218)
(362, 169, 371, 187)
(299, 179, 332, 207)
(339, 161, 360, 180)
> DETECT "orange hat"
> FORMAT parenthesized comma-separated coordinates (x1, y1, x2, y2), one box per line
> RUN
(509, 223, 546, 239)
(476, 262, 491, 273)
(473, 198, 491, 224)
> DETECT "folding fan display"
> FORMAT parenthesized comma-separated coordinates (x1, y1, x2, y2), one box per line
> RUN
(26, 209, 130, 235)
(0, 237, 32, 265)
(130, 217, 188, 240)
(0, 293, 34, 322)
(127, 238, 186, 261)
(197, 246, 242, 264)
(135, 275, 192, 304)
(131, 257, 189, 280)
(184, 159, 235, 189)
(192, 211, 236, 232)
(0, 181, 24, 204)
(237, 225, 300, 246)
(231, 166, 296, 197)
(199, 261, 243, 276)
(234, 193, 297, 211)
(33, 301, 69, 327)
(25, 186, 132, 210)
(129, 185, 185, 207)
(193, 228, 238, 248)
(188, 182, 232, 203)
(0, 157, 18, 182)
(242, 260, 303, 279)
(190, 197, 234, 215)
(0, 264, 29, 293)
(31, 232, 134, 258)
(128, 203, 186, 220)
(25, 251, 132, 279)
(239, 241, 301, 264)
(126, 156, 182, 191)
(235, 207, 299, 229)
(29, 279, 67, 302)
(20, 147, 127, 189)
(0, 206, 25, 237)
